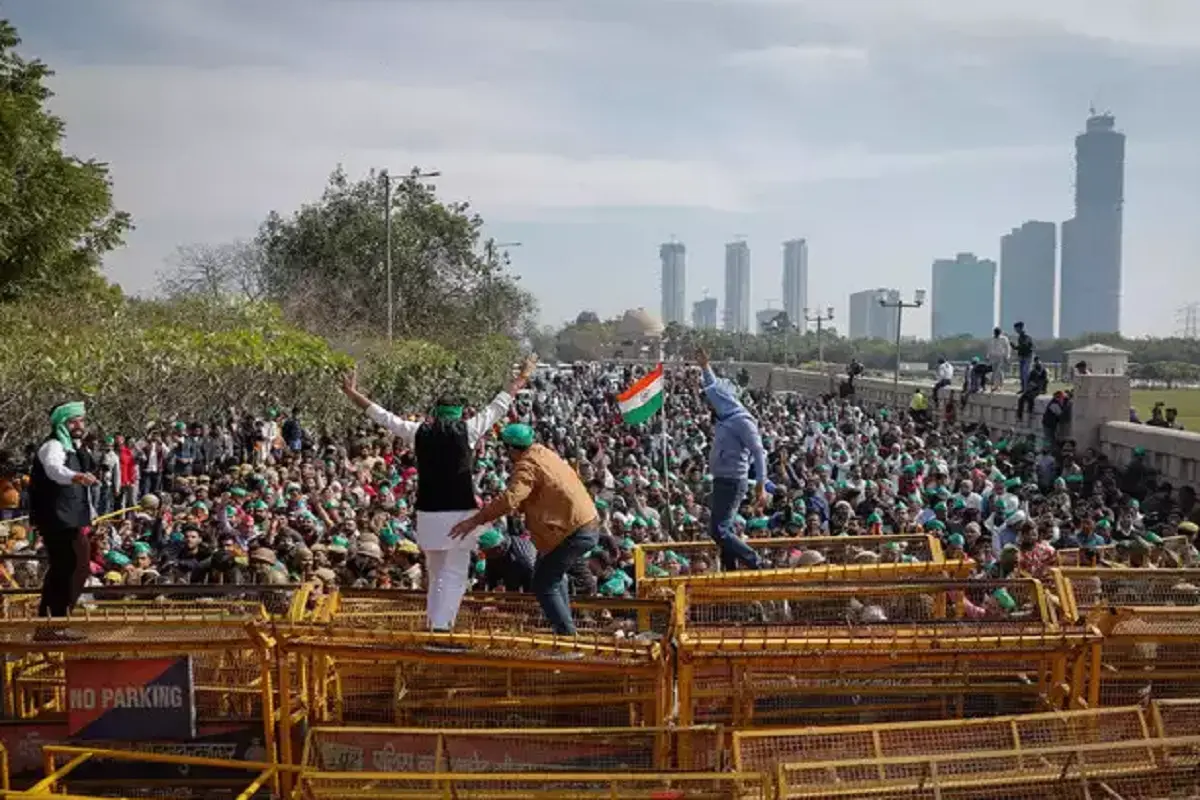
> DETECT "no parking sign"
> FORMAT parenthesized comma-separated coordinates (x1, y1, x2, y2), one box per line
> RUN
(66, 657, 196, 740)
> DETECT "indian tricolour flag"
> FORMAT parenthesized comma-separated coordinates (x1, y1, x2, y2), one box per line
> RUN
(619, 364, 665, 425)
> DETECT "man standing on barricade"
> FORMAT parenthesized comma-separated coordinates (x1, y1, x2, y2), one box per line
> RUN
(341, 355, 536, 635)
(696, 347, 765, 570)
(449, 423, 600, 637)
(29, 401, 97, 639)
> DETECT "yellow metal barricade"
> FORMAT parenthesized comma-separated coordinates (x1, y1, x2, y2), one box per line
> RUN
(319, 589, 673, 638)
(297, 770, 770, 800)
(732, 704, 1155, 773)
(274, 627, 671, 775)
(0, 610, 280, 773)
(674, 579, 1097, 728)
(301, 725, 724, 772)
(1054, 567, 1200, 707)
(634, 534, 950, 597)
(1, 744, 291, 799)
(775, 735, 1200, 799)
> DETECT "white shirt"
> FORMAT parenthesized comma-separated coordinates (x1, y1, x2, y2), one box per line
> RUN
(366, 391, 513, 450)
(936, 362, 954, 382)
(37, 439, 81, 486)
(987, 335, 1011, 361)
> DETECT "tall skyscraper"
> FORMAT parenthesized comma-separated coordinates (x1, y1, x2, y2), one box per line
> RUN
(849, 288, 900, 340)
(1000, 221, 1057, 339)
(1060, 111, 1125, 337)
(782, 239, 808, 326)
(659, 242, 687, 326)
(724, 241, 751, 333)
(931, 253, 997, 339)
(692, 297, 718, 329)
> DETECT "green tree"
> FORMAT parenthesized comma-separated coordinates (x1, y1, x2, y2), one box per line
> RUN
(253, 166, 534, 343)
(0, 19, 131, 302)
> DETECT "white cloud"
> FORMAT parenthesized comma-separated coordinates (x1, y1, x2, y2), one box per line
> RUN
(724, 44, 869, 68)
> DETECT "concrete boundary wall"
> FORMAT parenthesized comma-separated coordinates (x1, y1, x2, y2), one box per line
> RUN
(627, 360, 1199, 489)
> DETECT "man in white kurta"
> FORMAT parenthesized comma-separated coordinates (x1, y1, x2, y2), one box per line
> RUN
(341, 357, 535, 630)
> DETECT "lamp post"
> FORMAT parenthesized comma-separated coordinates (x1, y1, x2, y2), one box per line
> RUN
(383, 168, 441, 342)
(879, 289, 926, 389)
(804, 306, 835, 365)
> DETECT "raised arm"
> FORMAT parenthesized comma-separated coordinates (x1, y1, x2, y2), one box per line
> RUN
(340, 366, 421, 448)
(465, 355, 538, 445)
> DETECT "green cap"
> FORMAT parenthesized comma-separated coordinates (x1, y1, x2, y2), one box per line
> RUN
(500, 423, 535, 448)
(933, 502, 948, 512)
(230, 487, 248, 497)
(105, 551, 131, 568)
(992, 588, 1017, 612)
(866, 512, 883, 524)
(926, 520, 946, 531)
(478, 529, 504, 549)
(132, 542, 152, 556)
(946, 533, 965, 547)
(746, 516, 770, 531)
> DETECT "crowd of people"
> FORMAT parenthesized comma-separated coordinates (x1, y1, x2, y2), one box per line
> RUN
(3, 352, 1200, 634)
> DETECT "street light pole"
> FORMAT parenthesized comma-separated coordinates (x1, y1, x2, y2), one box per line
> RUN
(804, 306, 835, 365)
(383, 167, 441, 342)
(878, 290, 926, 389)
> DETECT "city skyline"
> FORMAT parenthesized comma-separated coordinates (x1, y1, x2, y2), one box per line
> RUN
(11, 1, 1198, 337)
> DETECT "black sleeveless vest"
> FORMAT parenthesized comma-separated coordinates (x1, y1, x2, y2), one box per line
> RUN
(414, 420, 476, 512)
(30, 438, 90, 531)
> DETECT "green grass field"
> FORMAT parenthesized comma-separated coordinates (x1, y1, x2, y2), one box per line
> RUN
(1132, 388, 1200, 430)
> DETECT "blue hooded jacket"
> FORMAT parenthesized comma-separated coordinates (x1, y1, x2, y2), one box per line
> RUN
(702, 366, 767, 482)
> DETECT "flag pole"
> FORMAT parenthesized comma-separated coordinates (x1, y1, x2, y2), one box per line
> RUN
(659, 342, 672, 536)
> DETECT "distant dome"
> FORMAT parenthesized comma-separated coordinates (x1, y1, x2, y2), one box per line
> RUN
(617, 308, 664, 339)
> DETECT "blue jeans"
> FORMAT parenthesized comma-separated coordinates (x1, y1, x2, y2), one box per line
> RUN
(532, 526, 599, 635)
(709, 477, 762, 570)
(1019, 357, 1031, 393)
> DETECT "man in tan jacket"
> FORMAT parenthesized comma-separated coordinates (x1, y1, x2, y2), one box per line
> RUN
(450, 423, 598, 634)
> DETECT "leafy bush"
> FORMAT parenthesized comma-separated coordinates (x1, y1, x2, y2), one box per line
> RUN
(0, 297, 519, 447)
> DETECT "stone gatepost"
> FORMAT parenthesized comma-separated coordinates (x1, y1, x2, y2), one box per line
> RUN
(1066, 374, 1131, 450)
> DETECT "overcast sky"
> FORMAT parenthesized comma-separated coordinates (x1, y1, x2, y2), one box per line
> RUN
(7, 0, 1200, 337)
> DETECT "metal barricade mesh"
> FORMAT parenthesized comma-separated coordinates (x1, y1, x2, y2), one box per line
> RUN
(679, 580, 1056, 638)
(734, 704, 1152, 773)
(1063, 568, 1200, 616)
(303, 726, 724, 772)
(298, 771, 770, 800)
(777, 736, 1199, 800)
(325, 590, 672, 638)
(691, 655, 1057, 728)
(287, 632, 667, 730)
(638, 535, 940, 573)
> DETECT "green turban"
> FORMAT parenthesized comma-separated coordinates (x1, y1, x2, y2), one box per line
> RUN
(946, 533, 965, 547)
(105, 551, 131, 568)
(477, 529, 503, 549)
(746, 516, 770, 531)
(132, 542, 152, 556)
(50, 401, 86, 452)
(500, 423, 535, 449)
